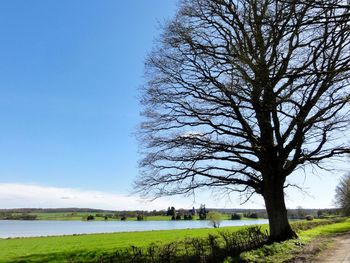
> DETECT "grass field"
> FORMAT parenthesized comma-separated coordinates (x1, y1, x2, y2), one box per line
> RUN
(2, 218, 346, 262)
(0, 225, 251, 263)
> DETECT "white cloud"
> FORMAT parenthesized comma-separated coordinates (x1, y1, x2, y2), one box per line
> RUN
(180, 131, 204, 138)
(0, 183, 187, 210)
(0, 175, 340, 211)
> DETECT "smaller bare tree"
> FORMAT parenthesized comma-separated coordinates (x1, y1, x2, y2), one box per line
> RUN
(335, 174, 350, 216)
(207, 211, 222, 228)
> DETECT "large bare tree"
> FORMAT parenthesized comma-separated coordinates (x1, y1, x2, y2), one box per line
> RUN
(136, 0, 350, 241)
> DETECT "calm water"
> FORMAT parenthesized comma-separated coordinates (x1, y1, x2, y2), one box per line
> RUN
(0, 219, 268, 238)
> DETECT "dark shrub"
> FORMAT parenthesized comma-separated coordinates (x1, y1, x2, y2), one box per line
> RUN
(137, 215, 144, 221)
(86, 215, 94, 221)
(184, 214, 193, 220)
(121, 216, 127, 221)
(305, 215, 314, 221)
(248, 213, 258, 219)
(199, 213, 207, 220)
(231, 213, 242, 220)
(175, 214, 181, 220)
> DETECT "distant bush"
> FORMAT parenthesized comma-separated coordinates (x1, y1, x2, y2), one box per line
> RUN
(184, 214, 193, 220)
(248, 213, 259, 219)
(231, 213, 242, 220)
(86, 215, 95, 221)
(305, 215, 314, 221)
(137, 215, 144, 221)
(199, 213, 207, 220)
(175, 214, 181, 220)
(120, 216, 127, 221)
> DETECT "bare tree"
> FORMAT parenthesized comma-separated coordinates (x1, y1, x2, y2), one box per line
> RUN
(207, 211, 222, 228)
(335, 174, 350, 215)
(136, 0, 350, 241)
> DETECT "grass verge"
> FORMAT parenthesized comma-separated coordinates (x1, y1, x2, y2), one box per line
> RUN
(239, 217, 350, 262)
(1, 218, 347, 262)
(0, 225, 250, 263)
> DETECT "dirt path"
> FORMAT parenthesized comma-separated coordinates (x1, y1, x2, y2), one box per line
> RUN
(311, 232, 350, 263)
(290, 232, 350, 263)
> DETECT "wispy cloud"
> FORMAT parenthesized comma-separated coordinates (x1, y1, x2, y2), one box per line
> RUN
(0, 183, 186, 210)
(0, 182, 329, 210)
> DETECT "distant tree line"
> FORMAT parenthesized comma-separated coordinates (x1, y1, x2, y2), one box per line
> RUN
(287, 208, 339, 220)
(0, 213, 37, 220)
(0, 207, 339, 222)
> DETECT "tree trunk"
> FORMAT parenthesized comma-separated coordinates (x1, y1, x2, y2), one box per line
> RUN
(263, 180, 297, 242)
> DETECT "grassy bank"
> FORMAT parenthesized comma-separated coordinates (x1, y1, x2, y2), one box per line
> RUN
(1, 218, 347, 262)
(240, 217, 350, 262)
(0, 225, 252, 263)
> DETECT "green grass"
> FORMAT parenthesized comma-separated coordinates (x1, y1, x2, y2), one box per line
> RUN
(34, 212, 94, 221)
(1, 217, 335, 263)
(301, 218, 350, 237)
(0, 225, 249, 263)
(240, 217, 350, 263)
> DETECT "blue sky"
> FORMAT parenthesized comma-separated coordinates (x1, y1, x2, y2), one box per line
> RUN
(0, 0, 347, 210)
(0, 0, 178, 193)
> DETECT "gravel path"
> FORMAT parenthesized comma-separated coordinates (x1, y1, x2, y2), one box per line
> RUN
(312, 232, 350, 263)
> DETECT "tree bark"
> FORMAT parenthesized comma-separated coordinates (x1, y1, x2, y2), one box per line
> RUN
(263, 178, 297, 242)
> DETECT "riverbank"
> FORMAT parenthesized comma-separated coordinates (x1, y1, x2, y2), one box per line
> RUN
(0, 225, 251, 262)
(0, 218, 349, 262)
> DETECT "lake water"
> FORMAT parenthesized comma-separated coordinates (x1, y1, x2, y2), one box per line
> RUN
(0, 219, 268, 238)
